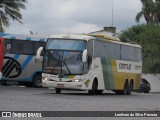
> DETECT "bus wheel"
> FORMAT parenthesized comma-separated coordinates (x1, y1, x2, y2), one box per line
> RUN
(123, 80, 128, 95)
(115, 81, 130, 95)
(115, 90, 123, 95)
(33, 74, 42, 88)
(55, 88, 61, 94)
(25, 83, 33, 87)
(0, 81, 8, 86)
(144, 91, 149, 93)
(88, 79, 98, 95)
(95, 90, 103, 95)
(127, 81, 133, 95)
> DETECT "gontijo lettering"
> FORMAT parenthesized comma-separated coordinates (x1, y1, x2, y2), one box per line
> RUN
(119, 63, 132, 70)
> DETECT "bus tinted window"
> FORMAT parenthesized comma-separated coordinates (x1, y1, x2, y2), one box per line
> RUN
(93, 41, 120, 59)
(137, 48, 142, 62)
(108, 43, 120, 59)
(87, 40, 93, 56)
(4, 39, 11, 54)
(93, 40, 103, 57)
(121, 45, 141, 62)
(12, 40, 34, 55)
(121, 45, 127, 61)
(93, 40, 141, 62)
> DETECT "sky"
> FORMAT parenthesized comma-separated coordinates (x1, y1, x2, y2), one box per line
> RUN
(6, 0, 145, 34)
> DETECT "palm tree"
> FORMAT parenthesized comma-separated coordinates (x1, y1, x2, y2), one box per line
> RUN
(0, 0, 27, 32)
(135, 0, 160, 24)
(155, 0, 160, 22)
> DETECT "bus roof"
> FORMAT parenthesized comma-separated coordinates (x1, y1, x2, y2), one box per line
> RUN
(0, 33, 47, 42)
(49, 34, 95, 41)
(49, 34, 142, 48)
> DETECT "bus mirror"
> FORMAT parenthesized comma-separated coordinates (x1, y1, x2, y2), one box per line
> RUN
(82, 49, 87, 63)
(35, 47, 43, 63)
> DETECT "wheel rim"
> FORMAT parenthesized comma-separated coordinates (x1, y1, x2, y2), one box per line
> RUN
(35, 77, 42, 86)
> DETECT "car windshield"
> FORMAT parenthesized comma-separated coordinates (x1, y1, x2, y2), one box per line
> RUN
(43, 39, 86, 75)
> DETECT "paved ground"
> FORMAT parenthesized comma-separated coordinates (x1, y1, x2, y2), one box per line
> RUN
(0, 86, 159, 120)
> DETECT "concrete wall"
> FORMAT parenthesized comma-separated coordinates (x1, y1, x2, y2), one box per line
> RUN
(142, 74, 160, 92)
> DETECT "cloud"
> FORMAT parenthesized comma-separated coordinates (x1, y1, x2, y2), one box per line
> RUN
(6, 0, 144, 34)
(60, 23, 101, 34)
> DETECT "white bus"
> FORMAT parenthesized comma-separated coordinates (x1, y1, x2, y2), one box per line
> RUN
(36, 34, 142, 94)
(0, 33, 46, 87)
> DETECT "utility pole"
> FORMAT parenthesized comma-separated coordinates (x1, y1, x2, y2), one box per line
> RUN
(112, 0, 114, 26)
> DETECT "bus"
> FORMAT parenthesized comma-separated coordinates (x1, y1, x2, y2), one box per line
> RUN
(0, 33, 46, 87)
(36, 34, 142, 95)
(0, 37, 4, 80)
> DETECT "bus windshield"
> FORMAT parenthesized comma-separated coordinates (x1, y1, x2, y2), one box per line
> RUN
(47, 39, 85, 51)
(43, 39, 86, 75)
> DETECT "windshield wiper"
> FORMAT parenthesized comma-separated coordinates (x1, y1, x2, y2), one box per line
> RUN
(63, 58, 71, 74)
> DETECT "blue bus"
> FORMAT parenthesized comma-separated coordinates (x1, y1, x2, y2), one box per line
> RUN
(0, 33, 46, 87)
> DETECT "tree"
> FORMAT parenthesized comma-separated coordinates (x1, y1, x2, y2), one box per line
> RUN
(0, 0, 27, 32)
(121, 24, 160, 73)
(136, 0, 160, 24)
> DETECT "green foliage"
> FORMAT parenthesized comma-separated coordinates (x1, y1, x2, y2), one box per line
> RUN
(0, 0, 28, 31)
(121, 24, 160, 73)
(136, 0, 160, 24)
(0, 27, 4, 32)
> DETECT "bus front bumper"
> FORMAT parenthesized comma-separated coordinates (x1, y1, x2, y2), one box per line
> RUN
(42, 80, 85, 90)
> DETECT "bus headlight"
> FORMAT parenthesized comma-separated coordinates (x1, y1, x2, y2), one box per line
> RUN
(42, 77, 49, 81)
(72, 79, 82, 82)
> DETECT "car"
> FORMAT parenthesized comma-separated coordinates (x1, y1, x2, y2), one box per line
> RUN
(138, 78, 151, 93)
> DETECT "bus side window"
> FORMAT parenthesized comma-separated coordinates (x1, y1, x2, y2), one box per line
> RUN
(87, 40, 93, 56)
(84, 40, 93, 73)
(4, 39, 11, 54)
(137, 48, 142, 62)
(12, 40, 34, 55)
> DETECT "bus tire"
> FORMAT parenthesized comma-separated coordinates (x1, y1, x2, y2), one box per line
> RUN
(88, 79, 98, 95)
(115, 81, 130, 95)
(95, 90, 103, 95)
(0, 81, 8, 86)
(25, 83, 33, 87)
(55, 88, 61, 94)
(32, 74, 42, 88)
(127, 80, 133, 95)
(115, 90, 123, 95)
(123, 80, 128, 95)
(144, 91, 149, 93)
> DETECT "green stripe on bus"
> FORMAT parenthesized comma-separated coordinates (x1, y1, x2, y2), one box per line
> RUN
(106, 60, 114, 89)
(101, 59, 114, 89)
(101, 59, 110, 89)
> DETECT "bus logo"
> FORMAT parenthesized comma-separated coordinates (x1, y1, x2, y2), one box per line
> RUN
(2, 56, 22, 78)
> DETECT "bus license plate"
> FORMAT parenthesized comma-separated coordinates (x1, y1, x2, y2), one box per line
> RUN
(57, 84, 64, 88)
